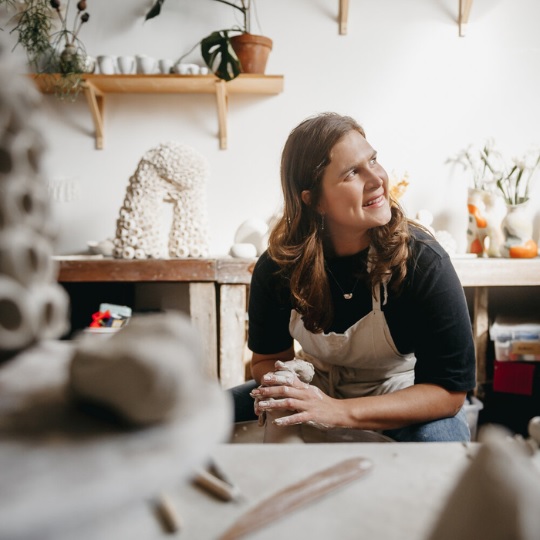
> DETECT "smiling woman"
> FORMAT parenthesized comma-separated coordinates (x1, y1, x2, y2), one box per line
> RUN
(229, 111, 477, 443)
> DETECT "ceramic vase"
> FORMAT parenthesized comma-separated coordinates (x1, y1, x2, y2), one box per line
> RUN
(501, 200, 538, 258)
(466, 188, 507, 257)
(466, 188, 488, 255)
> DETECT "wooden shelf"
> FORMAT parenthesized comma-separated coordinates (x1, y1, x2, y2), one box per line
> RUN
(338, 0, 474, 36)
(32, 74, 284, 150)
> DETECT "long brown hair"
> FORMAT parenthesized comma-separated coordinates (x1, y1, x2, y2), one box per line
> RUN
(268, 112, 411, 333)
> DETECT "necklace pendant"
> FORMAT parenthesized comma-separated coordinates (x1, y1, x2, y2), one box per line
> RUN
(343, 293, 353, 300)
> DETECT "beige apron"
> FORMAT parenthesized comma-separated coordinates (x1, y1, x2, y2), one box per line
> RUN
(289, 283, 416, 399)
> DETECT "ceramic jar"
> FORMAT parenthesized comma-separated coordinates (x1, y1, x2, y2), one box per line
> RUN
(466, 188, 507, 257)
(501, 200, 538, 258)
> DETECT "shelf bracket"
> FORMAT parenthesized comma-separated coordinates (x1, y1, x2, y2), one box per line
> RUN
(458, 0, 473, 37)
(82, 80, 105, 149)
(339, 0, 349, 35)
(214, 80, 229, 150)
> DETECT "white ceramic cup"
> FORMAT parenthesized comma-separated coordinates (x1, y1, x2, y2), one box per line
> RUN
(117, 56, 136, 74)
(172, 62, 201, 75)
(158, 58, 173, 74)
(136, 55, 157, 75)
(97, 55, 116, 75)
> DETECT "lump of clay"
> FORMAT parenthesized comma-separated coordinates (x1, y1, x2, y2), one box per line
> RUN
(69, 312, 205, 425)
(263, 358, 315, 444)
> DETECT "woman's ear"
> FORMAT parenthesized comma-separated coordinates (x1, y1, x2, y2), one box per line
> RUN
(301, 190, 311, 206)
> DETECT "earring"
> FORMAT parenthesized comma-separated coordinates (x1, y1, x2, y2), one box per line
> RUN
(320, 214, 325, 231)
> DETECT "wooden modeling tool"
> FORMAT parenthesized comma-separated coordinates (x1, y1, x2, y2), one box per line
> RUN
(219, 456, 373, 540)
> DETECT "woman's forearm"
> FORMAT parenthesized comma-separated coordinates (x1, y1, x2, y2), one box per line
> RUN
(250, 346, 295, 384)
(340, 384, 466, 430)
(255, 381, 466, 431)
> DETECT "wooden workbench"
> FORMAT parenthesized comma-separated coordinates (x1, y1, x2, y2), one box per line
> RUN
(56, 256, 540, 391)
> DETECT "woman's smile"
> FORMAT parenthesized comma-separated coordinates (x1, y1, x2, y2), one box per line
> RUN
(363, 194, 385, 208)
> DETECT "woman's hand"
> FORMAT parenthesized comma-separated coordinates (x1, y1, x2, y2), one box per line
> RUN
(251, 371, 345, 430)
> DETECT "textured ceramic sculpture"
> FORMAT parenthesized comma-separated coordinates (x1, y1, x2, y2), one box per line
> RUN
(114, 142, 210, 259)
(0, 35, 69, 361)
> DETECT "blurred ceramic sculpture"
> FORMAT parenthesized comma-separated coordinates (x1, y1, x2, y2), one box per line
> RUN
(466, 188, 506, 257)
(427, 425, 540, 540)
(0, 35, 69, 361)
(415, 210, 457, 256)
(114, 142, 210, 259)
(70, 312, 230, 426)
(230, 218, 269, 258)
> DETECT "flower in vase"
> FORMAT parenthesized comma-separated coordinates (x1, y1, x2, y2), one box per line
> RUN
(496, 149, 540, 206)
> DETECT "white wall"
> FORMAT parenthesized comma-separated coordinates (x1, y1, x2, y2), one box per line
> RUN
(2, 0, 540, 256)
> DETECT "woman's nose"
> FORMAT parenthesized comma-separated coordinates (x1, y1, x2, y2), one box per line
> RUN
(365, 172, 383, 191)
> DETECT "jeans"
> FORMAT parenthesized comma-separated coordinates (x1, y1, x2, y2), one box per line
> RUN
(229, 380, 471, 443)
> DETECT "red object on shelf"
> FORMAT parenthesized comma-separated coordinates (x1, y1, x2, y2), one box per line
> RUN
(493, 361, 536, 396)
(89, 310, 111, 328)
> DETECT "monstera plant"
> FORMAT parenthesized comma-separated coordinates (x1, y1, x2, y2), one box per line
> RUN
(145, 0, 272, 81)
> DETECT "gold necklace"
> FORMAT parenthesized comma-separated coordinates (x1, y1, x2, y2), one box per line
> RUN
(326, 266, 360, 300)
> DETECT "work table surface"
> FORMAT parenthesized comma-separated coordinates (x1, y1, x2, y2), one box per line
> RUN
(3, 342, 540, 539)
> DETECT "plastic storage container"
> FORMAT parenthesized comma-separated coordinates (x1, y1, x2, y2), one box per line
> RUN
(464, 396, 484, 441)
(490, 317, 540, 362)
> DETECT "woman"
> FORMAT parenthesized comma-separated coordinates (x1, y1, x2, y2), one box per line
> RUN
(233, 112, 475, 442)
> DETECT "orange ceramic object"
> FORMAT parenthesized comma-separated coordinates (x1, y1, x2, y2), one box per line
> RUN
(467, 203, 488, 228)
(509, 239, 538, 258)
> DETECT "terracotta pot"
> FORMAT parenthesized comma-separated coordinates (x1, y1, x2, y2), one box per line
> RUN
(230, 33, 273, 74)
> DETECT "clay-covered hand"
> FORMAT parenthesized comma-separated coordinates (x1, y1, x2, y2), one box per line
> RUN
(251, 371, 345, 430)
(251, 359, 315, 426)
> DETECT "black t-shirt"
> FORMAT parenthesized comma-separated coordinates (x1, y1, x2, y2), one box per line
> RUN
(248, 228, 476, 393)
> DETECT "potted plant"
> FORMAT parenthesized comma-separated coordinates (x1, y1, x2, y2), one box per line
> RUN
(145, 0, 272, 81)
(0, 0, 92, 96)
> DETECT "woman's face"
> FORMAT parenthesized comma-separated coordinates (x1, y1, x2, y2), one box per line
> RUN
(317, 130, 391, 253)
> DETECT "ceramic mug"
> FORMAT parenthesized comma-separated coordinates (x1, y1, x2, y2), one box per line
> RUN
(172, 62, 200, 75)
(136, 55, 157, 75)
(158, 58, 173, 74)
(117, 56, 136, 74)
(97, 55, 116, 75)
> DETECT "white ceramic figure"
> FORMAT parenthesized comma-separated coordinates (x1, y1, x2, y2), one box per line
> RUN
(114, 142, 210, 259)
(230, 218, 269, 258)
(0, 35, 69, 360)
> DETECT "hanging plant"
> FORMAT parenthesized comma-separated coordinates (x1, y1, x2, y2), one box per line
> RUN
(0, 0, 92, 97)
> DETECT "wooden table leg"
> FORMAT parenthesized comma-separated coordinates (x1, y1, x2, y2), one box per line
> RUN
(472, 286, 489, 394)
(189, 282, 218, 380)
(219, 284, 247, 389)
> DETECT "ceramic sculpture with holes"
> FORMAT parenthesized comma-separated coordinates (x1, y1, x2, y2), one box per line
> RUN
(113, 141, 210, 259)
(0, 38, 69, 361)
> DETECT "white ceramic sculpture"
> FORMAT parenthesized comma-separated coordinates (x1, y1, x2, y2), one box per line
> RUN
(230, 218, 269, 258)
(113, 142, 210, 259)
(0, 35, 69, 360)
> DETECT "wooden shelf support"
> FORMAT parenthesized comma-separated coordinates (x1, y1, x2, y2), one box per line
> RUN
(339, 0, 349, 35)
(458, 0, 474, 37)
(32, 74, 283, 150)
(215, 80, 229, 150)
(82, 80, 105, 150)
